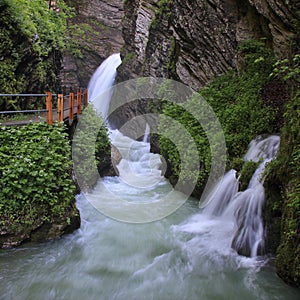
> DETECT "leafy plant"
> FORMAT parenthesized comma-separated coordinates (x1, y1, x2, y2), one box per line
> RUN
(0, 123, 78, 229)
(0, 0, 74, 109)
(72, 106, 111, 191)
(270, 54, 300, 82)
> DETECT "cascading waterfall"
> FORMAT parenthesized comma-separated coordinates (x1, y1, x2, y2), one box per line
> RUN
(87, 53, 280, 257)
(199, 135, 280, 257)
(231, 135, 280, 257)
(87, 53, 122, 120)
(1, 54, 299, 300)
(143, 123, 150, 143)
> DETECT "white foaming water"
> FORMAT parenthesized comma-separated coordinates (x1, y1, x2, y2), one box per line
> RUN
(180, 134, 281, 258)
(244, 135, 280, 162)
(143, 123, 150, 143)
(109, 129, 164, 189)
(87, 53, 122, 120)
(0, 56, 298, 300)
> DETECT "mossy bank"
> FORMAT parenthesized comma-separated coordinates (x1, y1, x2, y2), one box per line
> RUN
(0, 111, 113, 249)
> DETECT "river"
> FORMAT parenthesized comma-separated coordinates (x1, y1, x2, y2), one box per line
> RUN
(0, 193, 299, 299)
(0, 54, 299, 300)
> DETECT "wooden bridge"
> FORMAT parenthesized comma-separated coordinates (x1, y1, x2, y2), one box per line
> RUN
(0, 90, 88, 126)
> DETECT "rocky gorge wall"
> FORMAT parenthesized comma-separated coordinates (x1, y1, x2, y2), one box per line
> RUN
(111, 0, 300, 286)
(118, 0, 299, 86)
(110, 0, 299, 128)
(61, 0, 124, 90)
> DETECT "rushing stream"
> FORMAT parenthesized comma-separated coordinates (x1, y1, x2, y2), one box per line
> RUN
(0, 54, 299, 300)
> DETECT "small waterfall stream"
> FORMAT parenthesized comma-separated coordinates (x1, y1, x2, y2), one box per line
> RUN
(200, 135, 280, 257)
(0, 55, 299, 300)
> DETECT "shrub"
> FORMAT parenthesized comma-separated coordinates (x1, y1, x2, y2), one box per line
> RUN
(72, 106, 111, 191)
(0, 122, 77, 229)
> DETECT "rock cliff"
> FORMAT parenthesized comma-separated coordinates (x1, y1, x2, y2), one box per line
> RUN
(113, 0, 300, 286)
(61, 0, 124, 90)
(111, 0, 299, 139)
(118, 0, 299, 88)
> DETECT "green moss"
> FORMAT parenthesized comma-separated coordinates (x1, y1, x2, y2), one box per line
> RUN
(159, 40, 277, 196)
(239, 161, 260, 191)
(166, 36, 177, 75)
(122, 52, 136, 65)
(264, 76, 300, 286)
(150, 0, 173, 30)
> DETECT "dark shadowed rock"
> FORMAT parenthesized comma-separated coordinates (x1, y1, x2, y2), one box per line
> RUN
(61, 0, 124, 90)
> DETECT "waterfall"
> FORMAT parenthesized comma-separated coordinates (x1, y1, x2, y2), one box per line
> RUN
(194, 135, 280, 257)
(87, 53, 122, 120)
(1, 54, 299, 300)
(143, 123, 150, 143)
(87, 54, 164, 191)
(84, 54, 174, 223)
(230, 135, 280, 257)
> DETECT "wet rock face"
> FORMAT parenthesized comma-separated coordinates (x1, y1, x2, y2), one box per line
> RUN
(117, 0, 239, 87)
(114, 0, 298, 129)
(118, 0, 299, 85)
(248, 0, 300, 56)
(170, 0, 238, 89)
(61, 0, 124, 90)
(79, 0, 124, 28)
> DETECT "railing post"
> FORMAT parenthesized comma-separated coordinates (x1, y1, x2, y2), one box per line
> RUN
(77, 91, 82, 116)
(46, 92, 53, 125)
(57, 94, 64, 123)
(84, 89, 88, 108)
(69, 92, 74, 125)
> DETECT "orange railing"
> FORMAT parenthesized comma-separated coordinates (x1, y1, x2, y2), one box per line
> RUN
(46, 90, 88, 125)
(0, 89, 88, 125)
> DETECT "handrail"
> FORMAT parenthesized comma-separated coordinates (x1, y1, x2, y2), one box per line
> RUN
(0, 89, 88, 125)
(0, 94, 49, 97)
(0, 109, 48, 114)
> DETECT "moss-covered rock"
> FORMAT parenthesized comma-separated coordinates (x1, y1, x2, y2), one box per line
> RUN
(265, 90, 300, 287)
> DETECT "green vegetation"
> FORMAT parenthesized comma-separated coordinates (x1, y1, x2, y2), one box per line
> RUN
(270, 53, 300, 84)
(239, 160, 260, 191)
(150, 0, 173, 30)
(166, 36, 177, 75)
(72, 106, 111, 191)
(0, 122, 79, 245)
(122, 52, 136, 66)
(4, 0, 72, 56)
(0, 0, 73, 109)
(159, 40, 277, 195)
(264, 54, 300, 285)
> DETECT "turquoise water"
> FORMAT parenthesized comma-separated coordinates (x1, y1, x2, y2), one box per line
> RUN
(0, 194, 299, 300)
